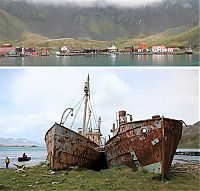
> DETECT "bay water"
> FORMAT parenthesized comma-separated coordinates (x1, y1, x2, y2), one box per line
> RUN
(0, 146, 47, 169)
(0, 54, 199, 66)
(173, 148, 200, 164)
(0, 147, 199, 169)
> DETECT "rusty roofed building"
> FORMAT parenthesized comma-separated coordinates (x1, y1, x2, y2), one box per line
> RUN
(0, 44, 15, 55)
(137, 43, 149, 52)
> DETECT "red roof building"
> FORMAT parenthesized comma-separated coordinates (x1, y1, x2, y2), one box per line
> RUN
(138, 43, 148, 49)
(0, 47, 15, 55)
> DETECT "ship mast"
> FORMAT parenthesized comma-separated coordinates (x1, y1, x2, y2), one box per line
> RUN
(82, 74, 90, 136)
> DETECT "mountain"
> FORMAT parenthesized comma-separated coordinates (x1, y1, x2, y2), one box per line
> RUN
(0, 137, 42, 147)
(178, 121, 200, 149)
(0, 0, 199, 41)
(182, 121, 200, 136)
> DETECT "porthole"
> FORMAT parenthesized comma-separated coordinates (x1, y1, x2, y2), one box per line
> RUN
(141, 128, 148, 134)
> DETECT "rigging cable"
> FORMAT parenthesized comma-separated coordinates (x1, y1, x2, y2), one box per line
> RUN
(62, 95, 85, 125)
(70, 95, 85, 129)
(89, 100, 98, 130)
(68, 85, 83, 108)
(90, 88, 98, 122)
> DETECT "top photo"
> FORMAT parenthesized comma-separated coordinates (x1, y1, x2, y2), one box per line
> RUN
(0, 0, 199, 67)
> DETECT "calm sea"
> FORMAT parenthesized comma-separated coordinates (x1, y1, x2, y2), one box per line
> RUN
(0, 54, 199, 66)
(0, 146, 47, 169)
(0, 147, 199, 169)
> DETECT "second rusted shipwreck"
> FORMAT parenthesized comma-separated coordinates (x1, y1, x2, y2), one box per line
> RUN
(105, 110, 183, 179)
(45, 75, 105, 170)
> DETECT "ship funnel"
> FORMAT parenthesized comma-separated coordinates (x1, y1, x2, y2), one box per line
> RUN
(119, 110, 126, 116)
(118, 110, 127, 126)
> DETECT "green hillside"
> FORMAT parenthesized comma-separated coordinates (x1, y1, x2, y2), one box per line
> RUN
(122, 25, 199, 49)
(20, 32, 50, 47)
(0, 0, 199, 46)
(163, 26, 199, 48)
(0, 9, 27, 43)
(178, 122, 200, 149)
(178, 134, 200, 149)
(17, 32, 110, 50)
(15, 25, 199, 51)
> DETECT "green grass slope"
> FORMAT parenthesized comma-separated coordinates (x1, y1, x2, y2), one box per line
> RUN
(163, 26, 200, 49)
(11, 24, 199, 51)
(20, 31, 50, 47)
(0, 9, 27, 42)
(122, 25, 199, 49)
(0, 165, 199, 191)
(178, 122, 200, 149)
(178, 134, 200, 149)
(17, 32, 110, 50)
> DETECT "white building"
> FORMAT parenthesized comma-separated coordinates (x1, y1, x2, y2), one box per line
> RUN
(152, 46, 174, 53)
(56, 46, 71, 55)
(60, 46, 70, 53)
(108, 45, 117, 52)
(138, 48, 150, 52)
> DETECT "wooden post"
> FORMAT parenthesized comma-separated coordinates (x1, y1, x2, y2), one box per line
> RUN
(161, 117, 165, 181)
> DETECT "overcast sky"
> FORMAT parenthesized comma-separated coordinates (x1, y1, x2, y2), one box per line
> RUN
(0, 68, 198, 144)
(13, 0, 163, 7)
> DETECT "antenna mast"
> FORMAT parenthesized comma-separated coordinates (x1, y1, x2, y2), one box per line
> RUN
(98, 117, 101, 133)
(82, 74, 90, 136)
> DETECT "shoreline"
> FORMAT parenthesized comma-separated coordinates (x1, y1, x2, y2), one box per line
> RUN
(0, 52, 198, 58)
(0, 145, 45, 148)
(1, 161, 199, 172)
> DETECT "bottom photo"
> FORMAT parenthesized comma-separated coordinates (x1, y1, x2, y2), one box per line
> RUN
(0, 68, 199, 190)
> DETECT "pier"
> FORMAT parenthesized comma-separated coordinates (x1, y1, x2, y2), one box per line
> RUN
(175, 151, 200, 156)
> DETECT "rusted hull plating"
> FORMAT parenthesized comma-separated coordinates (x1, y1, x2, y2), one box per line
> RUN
(45, 123, 104, 170)
(106, 116, 182, 176)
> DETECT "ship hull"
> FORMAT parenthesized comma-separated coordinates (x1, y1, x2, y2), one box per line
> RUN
(105, 118, 182, 176)
(45, 123, 105, 170)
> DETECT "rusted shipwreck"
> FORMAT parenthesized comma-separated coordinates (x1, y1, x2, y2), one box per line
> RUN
(45, 75, 105, 170)
(105, 110, 183, 179)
